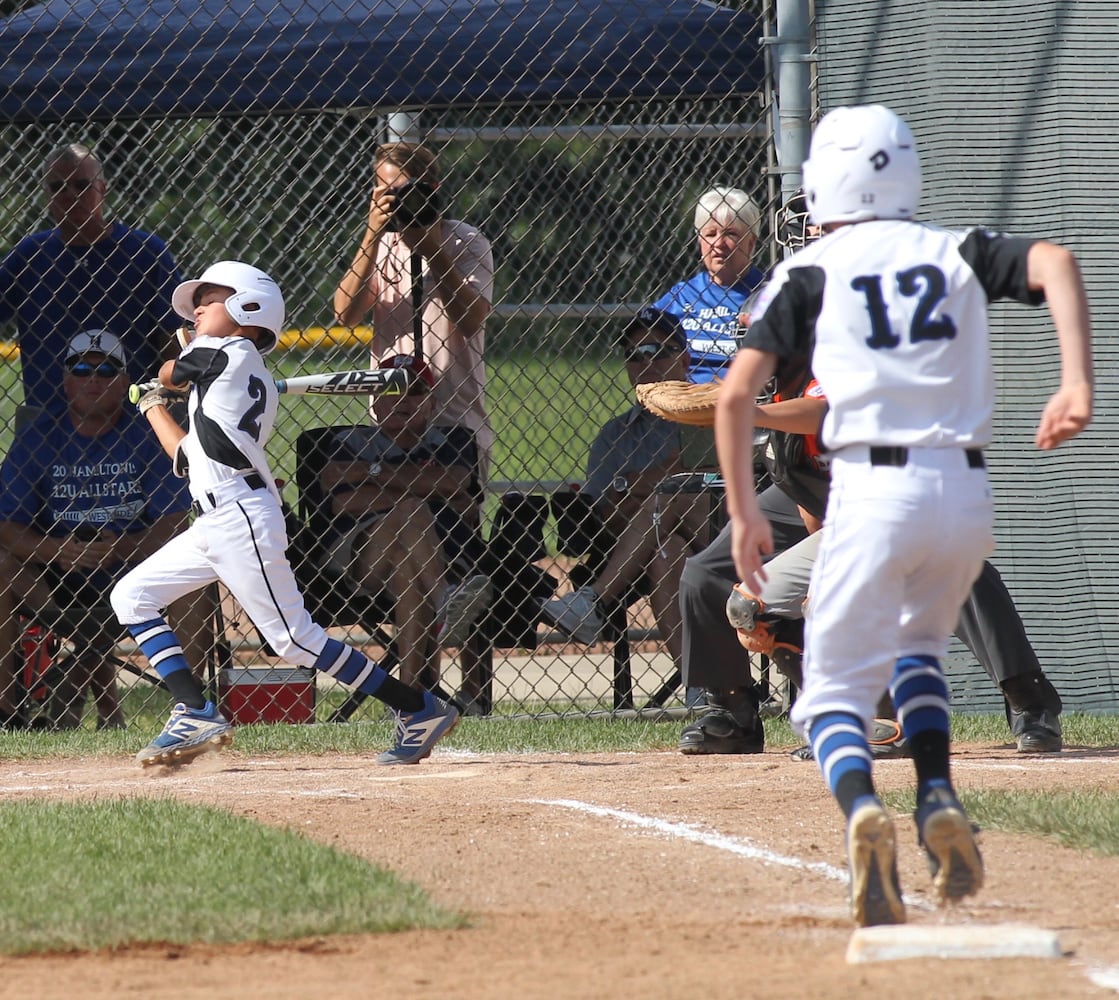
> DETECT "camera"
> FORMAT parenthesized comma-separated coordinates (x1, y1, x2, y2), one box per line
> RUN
(386, 178, 441, 231)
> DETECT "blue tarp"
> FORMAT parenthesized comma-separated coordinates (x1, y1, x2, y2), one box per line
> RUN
(0, 0, 762, 123)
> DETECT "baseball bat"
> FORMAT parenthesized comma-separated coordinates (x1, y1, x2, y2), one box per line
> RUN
(127, 367, 409, 405)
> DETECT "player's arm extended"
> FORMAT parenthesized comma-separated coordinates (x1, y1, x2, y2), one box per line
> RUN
(1027, 241, 1093, 448)
(716, 346, 777, 590)
(754, 395, 827, 436)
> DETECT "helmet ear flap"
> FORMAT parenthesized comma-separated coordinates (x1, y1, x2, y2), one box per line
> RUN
(224, 290, 279, 353)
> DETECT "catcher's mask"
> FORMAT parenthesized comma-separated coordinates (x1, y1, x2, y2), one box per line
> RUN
(777, 192, 813, 250)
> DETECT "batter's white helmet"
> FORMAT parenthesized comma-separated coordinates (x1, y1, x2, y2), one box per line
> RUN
(172, 260, 285, 355)
(801, 105, 921, 228)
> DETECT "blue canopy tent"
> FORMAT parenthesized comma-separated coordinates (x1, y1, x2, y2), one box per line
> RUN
(0, 0, 762, 122)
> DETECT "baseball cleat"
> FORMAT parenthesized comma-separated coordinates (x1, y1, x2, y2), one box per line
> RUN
(678, 708, 764, 755)
(136, 701, 234, 768)
(846, 800, 906, 927)
(376, 693, 460, 765)
(915, 786, 984, 903)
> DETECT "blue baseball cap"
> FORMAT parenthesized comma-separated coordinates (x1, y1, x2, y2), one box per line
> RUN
(623, 307, 687, 351)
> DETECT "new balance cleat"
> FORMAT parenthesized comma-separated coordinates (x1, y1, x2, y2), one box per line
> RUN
(915, 786, 984, 904)
(136, 702, 233, 768)
(540, 586, 603, 645)
(437, 574, 493, 649)
(846, 800, 906, 927)
(376, 693, 460, 765)
(868, 718, 911, 759)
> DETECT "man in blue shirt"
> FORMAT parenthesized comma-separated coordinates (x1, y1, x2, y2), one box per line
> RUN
(0, 330, 192, 729)
(0, 143, 182, 414)
(653, 187, 767, 383)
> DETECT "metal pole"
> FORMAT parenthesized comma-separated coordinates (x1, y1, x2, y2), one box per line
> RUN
(385, 111, 419, 143)
(774, 0, 813, 206)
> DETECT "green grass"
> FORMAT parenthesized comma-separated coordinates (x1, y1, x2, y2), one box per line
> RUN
(6, 708, 1119, 761)
(880, 788, 1119, 858)
(0, 798, 463, 954)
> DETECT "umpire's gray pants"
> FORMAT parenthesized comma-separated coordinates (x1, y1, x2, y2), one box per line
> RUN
(679, 485, 808, 692)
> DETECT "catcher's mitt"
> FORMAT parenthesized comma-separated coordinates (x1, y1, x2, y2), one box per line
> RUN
(635, 378, 721, 427)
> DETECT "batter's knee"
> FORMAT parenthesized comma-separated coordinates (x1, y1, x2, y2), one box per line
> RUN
(109, 574, 158, 626)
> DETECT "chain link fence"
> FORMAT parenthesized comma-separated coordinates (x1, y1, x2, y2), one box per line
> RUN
(0, 0, 788, 730)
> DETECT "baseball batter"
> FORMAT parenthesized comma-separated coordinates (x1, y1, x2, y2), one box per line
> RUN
(717, 105, 1093, 927)
(110, 260, 459, 768)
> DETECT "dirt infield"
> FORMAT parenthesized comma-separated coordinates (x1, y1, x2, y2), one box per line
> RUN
(1, 742, 1118, 1000)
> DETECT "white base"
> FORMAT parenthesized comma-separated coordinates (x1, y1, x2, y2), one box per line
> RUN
(846, 924, 1063, 964)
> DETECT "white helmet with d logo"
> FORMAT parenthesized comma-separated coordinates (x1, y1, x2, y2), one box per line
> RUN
(802, 105, 921, 228)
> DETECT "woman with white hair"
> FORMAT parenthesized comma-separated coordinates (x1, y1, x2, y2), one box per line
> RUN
(652, 186, 766, 383)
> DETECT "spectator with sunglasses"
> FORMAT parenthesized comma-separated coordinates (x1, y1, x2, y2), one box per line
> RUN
(0, 330, 192, 730)
(540, 308, 714, 660)
(0, 143, 182, 418)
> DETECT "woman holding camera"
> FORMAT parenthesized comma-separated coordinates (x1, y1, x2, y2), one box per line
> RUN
(334, 141, 495, 486)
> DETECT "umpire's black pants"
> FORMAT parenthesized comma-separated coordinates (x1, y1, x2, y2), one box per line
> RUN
(680, 485, 1050, 700)
(679, 485, 806, 693)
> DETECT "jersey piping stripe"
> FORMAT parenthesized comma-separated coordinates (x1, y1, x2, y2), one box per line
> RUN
(234, 500, 321, 663)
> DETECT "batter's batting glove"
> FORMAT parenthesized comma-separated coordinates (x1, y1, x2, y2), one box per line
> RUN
(136, 385, 188, 416)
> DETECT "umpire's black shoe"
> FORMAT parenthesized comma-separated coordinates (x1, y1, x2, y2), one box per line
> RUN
(679, 708, 764, 755)
(1012, 708, 1063, 753)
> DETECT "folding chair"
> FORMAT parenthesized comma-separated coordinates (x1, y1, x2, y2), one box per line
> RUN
(549, 487, 651, 710)
(291, 426, 405, 722)
(292, 426, 556, 719)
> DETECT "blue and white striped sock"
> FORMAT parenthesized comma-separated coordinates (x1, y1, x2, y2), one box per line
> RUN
(809, 710, 873, 800)
(313, 637, 388, 696)
(890, 655, 950, 742)
(127, 617, 190, 679)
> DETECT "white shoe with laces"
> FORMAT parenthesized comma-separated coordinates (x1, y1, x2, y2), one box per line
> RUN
(436, 574, 493, 649)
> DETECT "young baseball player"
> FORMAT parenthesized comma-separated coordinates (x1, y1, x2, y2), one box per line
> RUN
(110, 260, 459, 767)
(717, 105, 1092, 927)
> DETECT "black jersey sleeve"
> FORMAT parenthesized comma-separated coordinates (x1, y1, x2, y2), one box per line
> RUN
(958, 229, 1044, 306)
(172, 345, 230, 387)
(741, 265, 824, 395)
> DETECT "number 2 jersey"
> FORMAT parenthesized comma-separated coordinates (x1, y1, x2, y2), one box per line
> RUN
(742, 219, 1044, 451)
(172, 333, 282, 503)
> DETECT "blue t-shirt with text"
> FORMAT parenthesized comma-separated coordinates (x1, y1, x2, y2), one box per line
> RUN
(653, 266, 766, 383)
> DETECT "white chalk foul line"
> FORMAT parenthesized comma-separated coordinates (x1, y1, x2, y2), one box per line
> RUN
(532, 797, 847, 883)
(533, 798, 943, 915)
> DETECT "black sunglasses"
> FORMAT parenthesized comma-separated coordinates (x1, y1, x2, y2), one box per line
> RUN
(45, 178, 95, 196)
(65, 359, 124, 379)
(624, 343, 683, 364)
